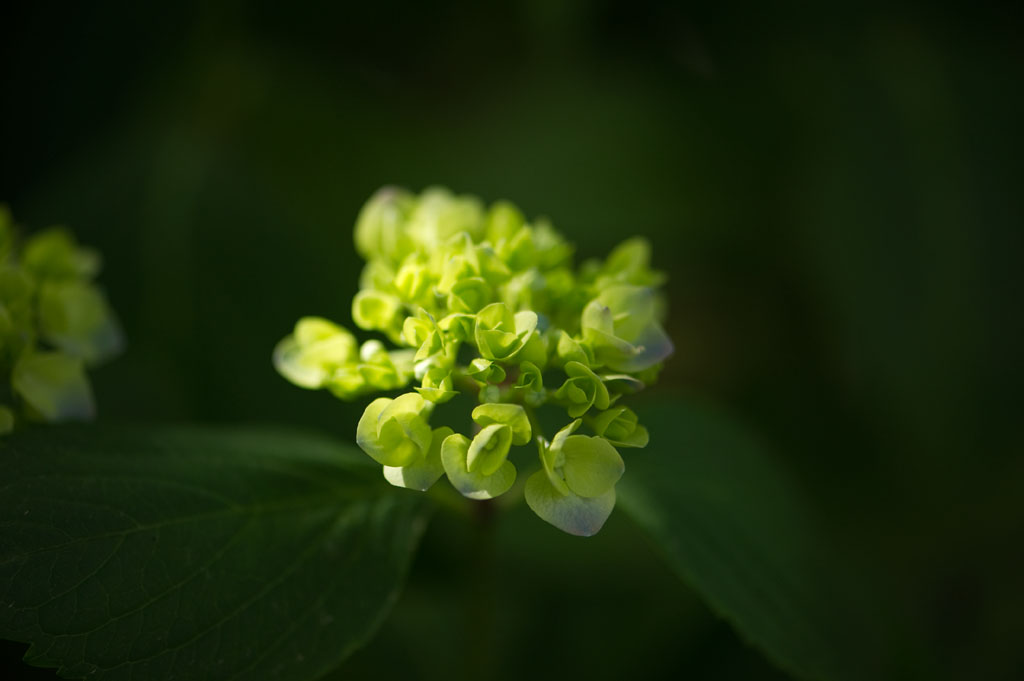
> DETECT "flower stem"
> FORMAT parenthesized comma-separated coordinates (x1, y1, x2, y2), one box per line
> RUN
(467, 498, 497, 676)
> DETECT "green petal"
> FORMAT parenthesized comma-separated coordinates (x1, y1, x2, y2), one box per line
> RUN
(513, 310, 538, 336)
(525, 470, 616, 537)
(513, 360, 544, 399)
(557, 361, 609, 417)
(555, 331, 592, 367)
(437, 254, 477, 294)
(466, 424, 513, 476)
(441, 433, 516, 500)
(596, 285, 657, 341)
(541, 419, 581, 495)
(549, 419, 582, 459)
(468, 357, 506, 384)
(561, 435, 624, 498)
(619, 322, 674, 373)
(582, 287, 674, 372)
(472, 403, 531, 445)
(607, 426, 649, 448)
(415, 366, 457, 404)
(394, 259, 435, 305)
(476, 302, 515, 332)
(600, 374, 645, 392)
(12, 351, 95, 422)
(383, 426, 451, 491)
(355, 397, 392, 463)
(477, 328, 521, 360)
(438, 313, 475, 341)
(448, 277, 492, 313)
(581, 298, 617, 337)
(402, 315, 432, 349)
(588, 406, 648, 447)
(516, 331, 548, 368)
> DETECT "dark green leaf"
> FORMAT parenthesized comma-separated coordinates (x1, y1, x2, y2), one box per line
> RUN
(0, 425, 430, 681)
(618, 399, 879, 681)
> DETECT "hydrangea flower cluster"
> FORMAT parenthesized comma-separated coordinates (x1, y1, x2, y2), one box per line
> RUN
(274, 187, 672, 535)
(0, 207, 122, 434)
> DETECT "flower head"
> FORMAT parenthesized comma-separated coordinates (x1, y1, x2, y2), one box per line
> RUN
(274, 187, 672, 535)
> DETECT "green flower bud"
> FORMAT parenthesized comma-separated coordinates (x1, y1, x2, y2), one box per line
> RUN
(415, 365, 457, 404)
(467, 357, 505, 385)
(274, 317, 358, 389)
(402, 311, 445, 361)
(354, 187, 416, 263)
(353, 341, 413, 392)
(394, 257, 436, 307)
(383, 426, 452, 491)
(474, 302, 537, 361)
(352, 289, 403, 334)
(437, 253, 478, 295)
(37, 281, 123, 366)
(472, 403, 531, 446)
(555, 361, 610, 418)
(441, 432, 517, 499)
(356, 393, 433, 467)
(466, 423, 514, 476)
(587, 406, 649, 448)
(438, 312, 475, 342)
(327, 366, 367, 398)
(12, 351, 95, 422)
(581, 285, 673, 373)
(447, 276, 492, 314)
(436, 234, 511, 294)
(512, 361, 544, 404)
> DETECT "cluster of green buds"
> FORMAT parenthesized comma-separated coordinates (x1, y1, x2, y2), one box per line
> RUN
(0, 207, 122, 434)
(274, 187, 672, 535)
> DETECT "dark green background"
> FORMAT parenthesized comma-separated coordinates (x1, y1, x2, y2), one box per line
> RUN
(3, 2, 1021, 679)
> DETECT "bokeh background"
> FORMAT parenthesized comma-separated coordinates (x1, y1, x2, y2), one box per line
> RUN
(3, 2, 1022, 680)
